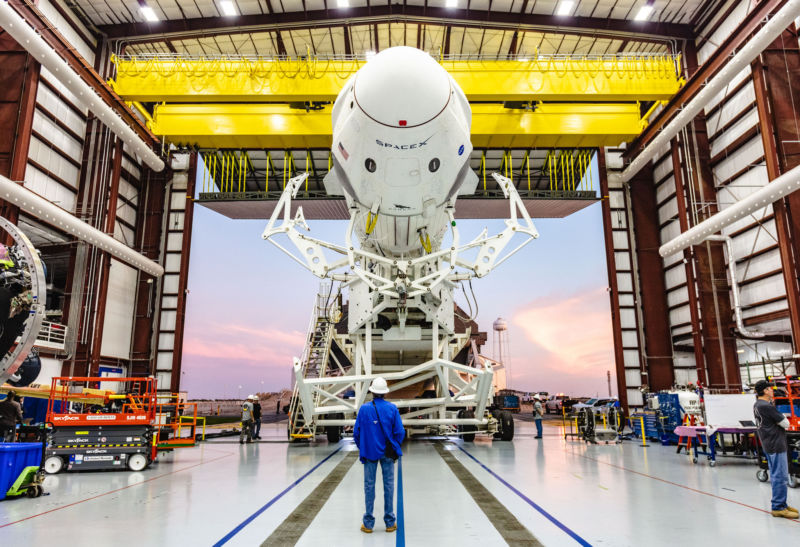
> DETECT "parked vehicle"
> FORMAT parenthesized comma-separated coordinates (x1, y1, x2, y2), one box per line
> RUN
(545, 394, 568, 414)
(572, 397, 618, 414)
(494, 393, 521, 413)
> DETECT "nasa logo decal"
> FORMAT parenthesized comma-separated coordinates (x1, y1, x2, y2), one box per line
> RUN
(458, 145, 465, 156)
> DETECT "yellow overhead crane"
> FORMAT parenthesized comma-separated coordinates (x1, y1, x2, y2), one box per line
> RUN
(111, 54, 681, 103)
(109, 53, 681, 150)
(150, 103, 644, 150)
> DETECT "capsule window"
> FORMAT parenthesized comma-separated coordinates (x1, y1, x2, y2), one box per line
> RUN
(365, 158, 377, 172)
(429, 158, 440, 172)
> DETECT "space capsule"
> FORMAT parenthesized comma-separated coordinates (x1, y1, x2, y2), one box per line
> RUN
(323, 46, 478, 256)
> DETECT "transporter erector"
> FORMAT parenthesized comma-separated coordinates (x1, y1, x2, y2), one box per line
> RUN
(263, 47, 538, 440)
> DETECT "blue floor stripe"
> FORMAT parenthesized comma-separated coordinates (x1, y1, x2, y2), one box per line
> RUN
(456, 446, 592, 547)
(396, 457, 405, 547)
(213, 446, 343, 546)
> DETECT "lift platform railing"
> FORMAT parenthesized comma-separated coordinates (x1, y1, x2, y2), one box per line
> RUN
(154, 394, 202, 449)
(46, 377, 157, 427)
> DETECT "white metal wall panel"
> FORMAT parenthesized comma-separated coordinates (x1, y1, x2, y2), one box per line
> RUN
(99, 259, 137, 359)
(713, 137, 764, 184)
(23, 164, 77, 212)
(697, 0, 748, 64)
(35, 84, 86, 134)
(667, 287, 690, 308)
(704, 66, 752, 114)
(38, 0, 96, 64)
(27, 136, 79, 188)
(31, 112, 82, 162)
(38, 67, 88, 116)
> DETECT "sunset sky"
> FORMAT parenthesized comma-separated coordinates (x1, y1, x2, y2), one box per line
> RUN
(181, 162, 615, 399)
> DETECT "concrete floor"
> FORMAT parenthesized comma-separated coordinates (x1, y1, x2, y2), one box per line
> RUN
(1, 419, 798, 546)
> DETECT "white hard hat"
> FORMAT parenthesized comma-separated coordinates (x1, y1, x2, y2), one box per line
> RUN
(247, 394, 257, 400)
(369, 377, 390, 395)
(534, 395, 541, 400)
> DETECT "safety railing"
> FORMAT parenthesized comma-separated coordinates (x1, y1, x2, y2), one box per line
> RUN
(34, 320, 67, 350)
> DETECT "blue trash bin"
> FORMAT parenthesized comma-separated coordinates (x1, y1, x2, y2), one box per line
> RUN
(0, 442, 43, 500)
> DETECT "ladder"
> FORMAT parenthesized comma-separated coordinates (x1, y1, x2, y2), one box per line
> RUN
(287, 284, 338, 440)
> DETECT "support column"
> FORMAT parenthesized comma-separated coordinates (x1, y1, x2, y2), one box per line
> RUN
(87, 138, 124, 374)
(671, 139, 708, 385)
(629, 163, 674, 391)
(752, 25, 800, 353)
(0, 32, 39, 222)
(598, 150, 629, 410)
(682, 44, 741, 391)
(168, 152, 197, 393)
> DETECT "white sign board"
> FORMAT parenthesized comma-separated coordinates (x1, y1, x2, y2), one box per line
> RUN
(704, 394, 757, 429)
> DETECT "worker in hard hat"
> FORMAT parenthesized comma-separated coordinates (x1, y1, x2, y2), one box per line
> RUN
(0, 390, 23, 442)
(353, 377, 405, 534)
(533, 395, 544, 439)
(240, 395, 256, 444)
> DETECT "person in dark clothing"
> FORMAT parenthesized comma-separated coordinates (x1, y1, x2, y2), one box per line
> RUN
(252, 397, 262, 439)
(0, 390, 23, 442)
(753, 379, 798, 519)
(353, 377, 405, 534)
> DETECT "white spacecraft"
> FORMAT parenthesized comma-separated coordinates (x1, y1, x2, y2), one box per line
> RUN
(263, 46, 538, 441)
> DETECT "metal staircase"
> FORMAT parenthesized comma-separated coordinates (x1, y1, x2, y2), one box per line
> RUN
(287, 284, 338, 440)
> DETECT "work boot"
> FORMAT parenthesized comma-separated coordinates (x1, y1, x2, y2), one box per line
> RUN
(360, 524, 372, 533)
(788, 505, 799, 514)
(386, 525, 397, 533)
(771, 508, 799, 519)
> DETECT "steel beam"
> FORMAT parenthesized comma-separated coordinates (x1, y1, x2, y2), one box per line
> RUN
(629, 163, 674, 391)
(97, 6, 694, 43)
(624, 0, 785, 165)
(5, 0, 158, 148)
(598, 150, 628, 411)
(111, 56, 681, 103)
(150, 103, 644, 150)
(751, 26, 800, 353)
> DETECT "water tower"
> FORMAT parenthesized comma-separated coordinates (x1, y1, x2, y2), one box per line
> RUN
(493, 317, 511, 390)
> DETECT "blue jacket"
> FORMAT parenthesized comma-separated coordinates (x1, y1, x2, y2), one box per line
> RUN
(353, 398, 405, 463)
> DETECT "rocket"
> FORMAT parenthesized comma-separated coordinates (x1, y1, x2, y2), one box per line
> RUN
(323, 46, 478, 256)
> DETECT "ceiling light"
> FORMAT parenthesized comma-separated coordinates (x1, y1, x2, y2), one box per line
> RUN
(556, 1, 574, 16)
(635, 4, 654, 21)
(517, 57, 529, 62)
(737, 349, 745, 354)
(220, 1, 237, 16)
(338, 0, 349, 7)
(446, 0, 458, 7)
(140, 6, 158, 22)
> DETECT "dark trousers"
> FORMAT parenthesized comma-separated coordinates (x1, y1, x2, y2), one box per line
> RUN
(254, 419, 262, 438)
(1, 425, 15, 442)
(534, 419, 543, 438)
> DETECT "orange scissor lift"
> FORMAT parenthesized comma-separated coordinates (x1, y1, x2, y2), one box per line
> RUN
(43, 377, 204, 474)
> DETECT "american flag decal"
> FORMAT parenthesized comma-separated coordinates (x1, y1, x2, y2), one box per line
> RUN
(338, 141, 349, 160)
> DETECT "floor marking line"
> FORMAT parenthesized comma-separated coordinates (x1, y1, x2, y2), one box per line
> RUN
(435, 443, 543, 546)
(577, 452, 800, 524)
(396, 457, 405, 547)
(456, 445, 592, 546)
(213, 446, 343, 546)
(261, 452, 358, 546)
(0, 451, 235, 529)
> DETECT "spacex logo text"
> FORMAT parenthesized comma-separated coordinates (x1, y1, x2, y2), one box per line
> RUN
(375, 136, 432, 150)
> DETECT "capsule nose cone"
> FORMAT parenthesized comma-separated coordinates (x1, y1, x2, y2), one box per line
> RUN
(354, 46, 451, 128)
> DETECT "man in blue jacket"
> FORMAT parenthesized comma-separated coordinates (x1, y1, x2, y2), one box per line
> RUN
(353, 377, 405, 533)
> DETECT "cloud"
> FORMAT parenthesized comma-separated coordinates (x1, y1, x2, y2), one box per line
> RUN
(504, 287, 616, 396)
(182, 323, 305, 369)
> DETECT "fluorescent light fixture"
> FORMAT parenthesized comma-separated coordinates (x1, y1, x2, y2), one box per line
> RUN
(140, 5, 158, 22)
(737, 349, 745, 354)
(635, 4, 654, 21)
(556, 1, 574, 16)
(365, 50, 376, 61)
(446, 0, 458, 7)
(337, 0, 349, 7)
(220, 0, 237, 16)
(517, 57, 529, 62)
